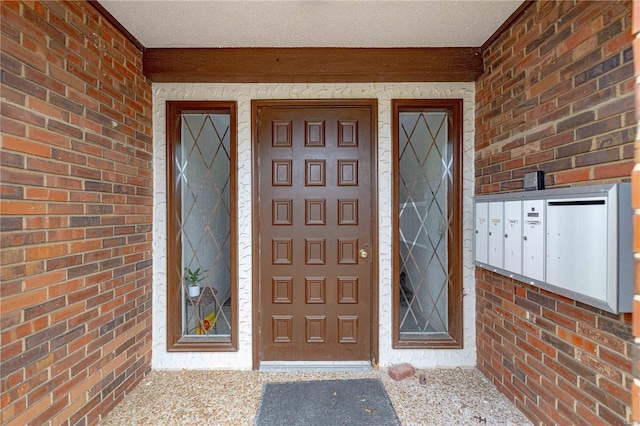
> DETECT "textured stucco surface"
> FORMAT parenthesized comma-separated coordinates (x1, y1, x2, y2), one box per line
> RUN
(152, 83, 476, 369)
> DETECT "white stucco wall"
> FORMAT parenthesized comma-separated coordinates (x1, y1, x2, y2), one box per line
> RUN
(152, 83, 476, 369)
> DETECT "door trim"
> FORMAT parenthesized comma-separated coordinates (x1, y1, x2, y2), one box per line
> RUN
(251, 99, 379, 370)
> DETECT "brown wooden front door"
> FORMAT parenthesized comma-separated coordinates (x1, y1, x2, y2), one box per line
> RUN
(254, 100, 377, 363)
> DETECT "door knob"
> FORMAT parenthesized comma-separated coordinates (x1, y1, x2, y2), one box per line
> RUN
(359, 249, 369, 259)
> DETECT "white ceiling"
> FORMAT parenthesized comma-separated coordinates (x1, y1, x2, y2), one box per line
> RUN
(97, 0, 525, 48)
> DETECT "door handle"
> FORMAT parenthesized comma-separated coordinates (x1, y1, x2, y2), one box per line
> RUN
(359, 249, 369, 259)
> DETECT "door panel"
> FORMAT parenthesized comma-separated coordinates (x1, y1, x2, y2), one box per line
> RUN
(256, 104, 374, 362)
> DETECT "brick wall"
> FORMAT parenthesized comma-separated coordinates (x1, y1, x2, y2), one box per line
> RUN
(0, 1, 153, 425)
(475, 1, 635, 425)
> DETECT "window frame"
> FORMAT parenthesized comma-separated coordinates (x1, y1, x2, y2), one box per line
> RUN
(391, 99, 463, 349)
(166, 101, 238, 352)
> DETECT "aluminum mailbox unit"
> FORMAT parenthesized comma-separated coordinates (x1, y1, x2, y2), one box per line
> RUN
(473, 183, 633, 314)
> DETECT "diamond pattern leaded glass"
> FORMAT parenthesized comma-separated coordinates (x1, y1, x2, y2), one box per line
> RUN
(181, 114, 231, 337)
(398, 112, 451, 337)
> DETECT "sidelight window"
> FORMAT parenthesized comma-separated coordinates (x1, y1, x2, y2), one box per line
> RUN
(166, 101, 237, 351)
(392, 99, 463, 349)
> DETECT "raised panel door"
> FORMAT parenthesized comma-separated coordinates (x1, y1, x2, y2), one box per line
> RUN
(257, 105, 374, 362)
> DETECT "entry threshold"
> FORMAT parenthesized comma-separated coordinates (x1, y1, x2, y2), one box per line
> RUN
(259, 361, 373, 372)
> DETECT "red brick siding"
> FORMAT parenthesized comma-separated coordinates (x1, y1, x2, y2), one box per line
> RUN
(476, 0, 634, 194)
(632, 1, 640, 423)
(0, 1, 153, 425)
(476, 1, 635, 425)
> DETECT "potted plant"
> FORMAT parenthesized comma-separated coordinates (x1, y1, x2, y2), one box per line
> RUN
(184, 267, 207, 297)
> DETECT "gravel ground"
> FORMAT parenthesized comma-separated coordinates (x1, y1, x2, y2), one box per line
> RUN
(100, 368, 532, 426)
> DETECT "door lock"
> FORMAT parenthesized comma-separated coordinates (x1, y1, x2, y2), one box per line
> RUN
(359, 249, 369, 259)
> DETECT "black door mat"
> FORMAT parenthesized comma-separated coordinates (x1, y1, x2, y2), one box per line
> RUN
(254, 378, 401, 426)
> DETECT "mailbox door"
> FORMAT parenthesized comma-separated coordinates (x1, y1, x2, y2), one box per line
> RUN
(522, 200, 545, 281)
(475, 202, 488, 264)
(488, 202, 504, 269)
(546, 198, 607, 299)
(504, 201, 522, 275)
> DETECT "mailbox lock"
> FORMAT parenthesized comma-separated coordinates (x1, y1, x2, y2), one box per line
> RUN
(523, 236, 528, 241)
(504, 234, 508, 238)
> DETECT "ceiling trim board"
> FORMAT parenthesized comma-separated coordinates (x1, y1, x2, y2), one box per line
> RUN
(143, 47, 483, 83)
(482, 0, 535, 52)
(88, 0, 144, 52)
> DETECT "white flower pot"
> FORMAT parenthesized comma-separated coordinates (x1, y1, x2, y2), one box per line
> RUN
(187, 285, 200, 297)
